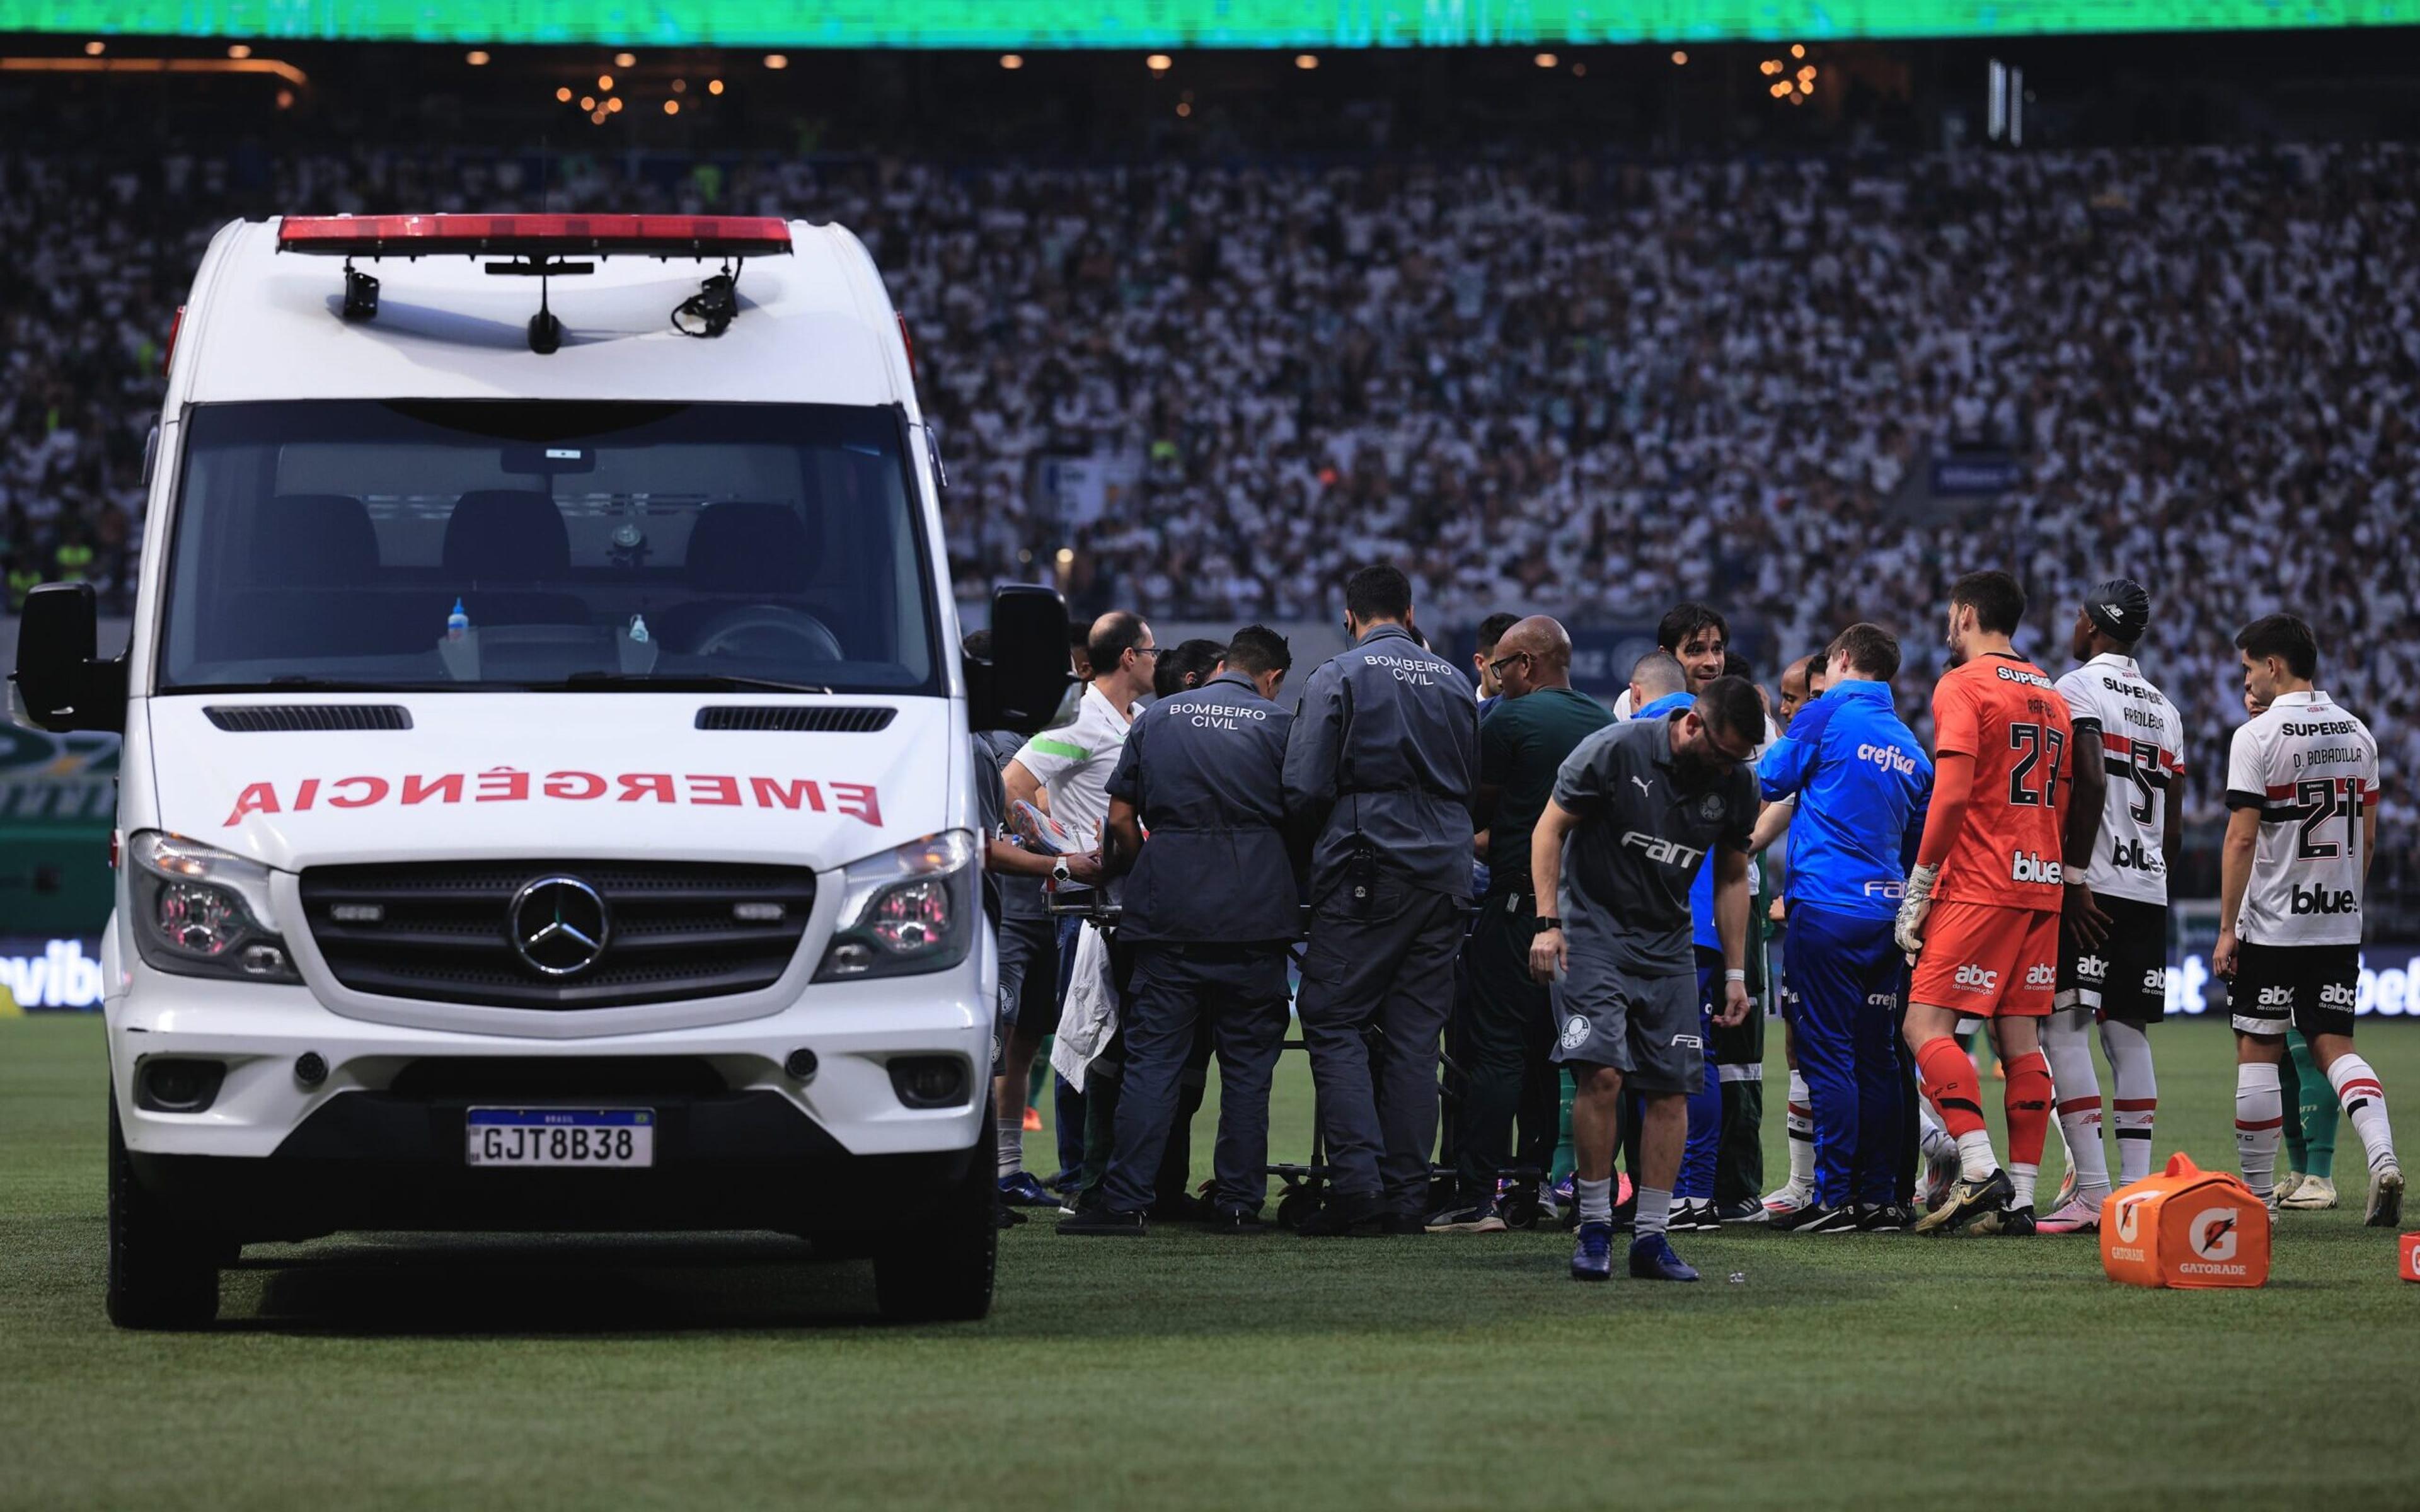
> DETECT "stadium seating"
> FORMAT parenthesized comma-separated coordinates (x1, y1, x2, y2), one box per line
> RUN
(2, 141, 2415, 874)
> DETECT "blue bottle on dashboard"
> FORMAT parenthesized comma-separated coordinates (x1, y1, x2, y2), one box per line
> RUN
(447, 598, 470, 642)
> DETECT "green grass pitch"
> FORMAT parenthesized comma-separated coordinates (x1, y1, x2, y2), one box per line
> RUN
(4, 1013, 2415, 1509)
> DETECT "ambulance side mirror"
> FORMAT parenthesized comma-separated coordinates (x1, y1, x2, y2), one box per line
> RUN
(10, 582, 126, 734)
(969, 584, 1074, 736)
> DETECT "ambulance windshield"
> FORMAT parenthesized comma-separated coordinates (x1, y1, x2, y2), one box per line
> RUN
(156, 399, 940, 696)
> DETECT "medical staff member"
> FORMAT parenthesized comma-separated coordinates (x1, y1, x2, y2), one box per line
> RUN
(1283, 565, 1480, 1236)
(1754, 622, 1932, 1232)
(1062, 627, 1300, 1234)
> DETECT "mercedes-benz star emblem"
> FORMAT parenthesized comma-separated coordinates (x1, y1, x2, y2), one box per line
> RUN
(509, 875, 611, 978)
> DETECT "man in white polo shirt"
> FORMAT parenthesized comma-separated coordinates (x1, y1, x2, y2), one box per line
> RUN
(1006, 611, 1160, 1194)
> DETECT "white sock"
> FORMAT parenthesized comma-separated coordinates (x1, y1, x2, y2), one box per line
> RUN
(1786, 1070, 1816, 1189)
(2236, 1062, 2284, 1198)
(2326, 1053, 2399, 1173)
(2100, 1019, 2158, 1186)
(2043, 1016, 2109, 1201)
(998, 1112, 1022, 1177)
(1955, 1128, 1998, 1181)
(2009, 1164, 2038, 1208)
(1635, 1186, 1673, 1238)
(1577, 1176, 1614, 1225)
(1918, 1101, 1957, 1164)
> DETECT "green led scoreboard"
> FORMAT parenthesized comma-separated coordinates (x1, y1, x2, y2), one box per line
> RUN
(3, 1, 2410, 46)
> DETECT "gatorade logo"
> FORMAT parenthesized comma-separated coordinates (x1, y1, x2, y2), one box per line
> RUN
(2191, 1207, 2241, 1261)
(1954, 965, 1999, 992)
(2010, 851, 2064, 885)
(2112, 1193, 2153, 1244)
(2025, 963, 2058, 988)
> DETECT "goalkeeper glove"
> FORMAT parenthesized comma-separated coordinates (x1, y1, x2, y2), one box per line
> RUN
(1894, 862, 1940, 956)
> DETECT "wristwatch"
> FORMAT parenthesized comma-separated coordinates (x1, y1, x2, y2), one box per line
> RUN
(1535, 916, 1564, 931)
(1051, 858, 1073, 885)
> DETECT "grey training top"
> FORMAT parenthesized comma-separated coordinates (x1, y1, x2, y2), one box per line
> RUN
(979, 728, 1051, 924)
(1552, 714, 1758, 978)
(1281, 623, 1480, 905)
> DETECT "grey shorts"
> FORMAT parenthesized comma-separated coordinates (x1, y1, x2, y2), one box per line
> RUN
(1549, 957, 1703, 1096)
(996, 916, 1057, 1029)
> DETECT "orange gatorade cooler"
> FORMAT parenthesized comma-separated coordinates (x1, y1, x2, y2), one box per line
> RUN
(2100, 1153, 2269, 1290)
(2399, 1233, 2420, 1284)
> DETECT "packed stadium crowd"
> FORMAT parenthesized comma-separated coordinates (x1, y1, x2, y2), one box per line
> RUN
(4, 138, 2417, 861)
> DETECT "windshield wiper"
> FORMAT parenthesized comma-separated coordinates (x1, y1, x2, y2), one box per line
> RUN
(559, 672, 836, 694)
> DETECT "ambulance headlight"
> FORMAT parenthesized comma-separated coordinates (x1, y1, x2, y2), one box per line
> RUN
(128, 831, 302, 983)
(814, 830, 976, 982)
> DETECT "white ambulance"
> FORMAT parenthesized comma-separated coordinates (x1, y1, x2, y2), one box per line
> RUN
(9, 214, 1072, 1327)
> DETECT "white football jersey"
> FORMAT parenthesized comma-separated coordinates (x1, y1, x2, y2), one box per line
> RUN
(2054, 653, 2184, 905)
(2223, 689, 2378, 948)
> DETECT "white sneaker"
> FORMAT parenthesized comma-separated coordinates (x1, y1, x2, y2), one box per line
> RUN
(2278, 1175, 2338, 1211)
(2366, 1162, 2404, 1228)
(1761, 1181, 1812, 1219)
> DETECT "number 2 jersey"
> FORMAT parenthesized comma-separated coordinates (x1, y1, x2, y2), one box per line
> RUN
(1930, 653, 2075, 910)
(2054, 653, 2184, 906)
(2224, 689, 2379, 948)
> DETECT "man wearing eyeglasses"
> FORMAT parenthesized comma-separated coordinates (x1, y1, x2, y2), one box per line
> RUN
(1428, 616, 1613, 1232)
(1006, 610, 1159, 1195)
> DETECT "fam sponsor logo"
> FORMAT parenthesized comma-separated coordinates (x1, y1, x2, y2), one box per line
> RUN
(1622, 830, 1704, 868)
(223, 770, 885, 828)
(1862, 879, 1906, 900)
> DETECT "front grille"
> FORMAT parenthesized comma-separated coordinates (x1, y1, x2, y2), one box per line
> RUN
(694, 705, 897, 733)
(299, 860, 816, 1009)
(389, 1057, 730, 1097)
(206, 704, 413, 731)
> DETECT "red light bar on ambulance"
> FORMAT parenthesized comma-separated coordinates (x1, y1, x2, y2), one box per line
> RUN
(276, 214, 793, 260)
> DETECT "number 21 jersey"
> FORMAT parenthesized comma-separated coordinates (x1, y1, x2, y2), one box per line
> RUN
(2224, 689, 2378, 948)
(1930, 654, 2075, 910)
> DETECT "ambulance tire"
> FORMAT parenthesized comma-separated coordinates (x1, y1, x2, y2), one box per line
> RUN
(106, 1094, 221, 1331)
(872, 1128, 998, 1324)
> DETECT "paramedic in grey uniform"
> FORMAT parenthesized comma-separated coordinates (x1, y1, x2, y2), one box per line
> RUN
(1060, 627, 1300, 1234)
(1282, 565, 1480, 1235)
(1531, 676, 1761, 1283)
